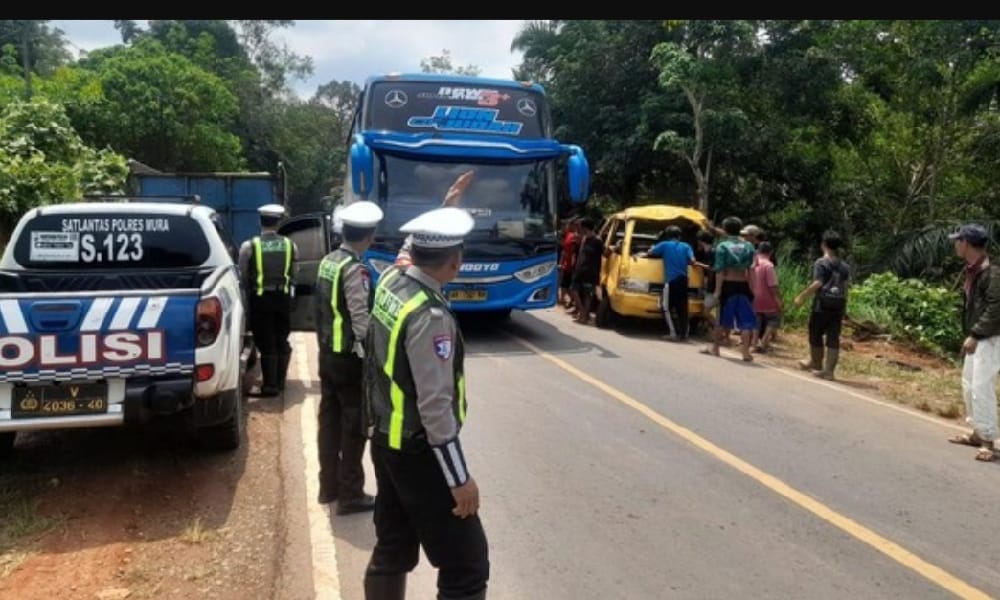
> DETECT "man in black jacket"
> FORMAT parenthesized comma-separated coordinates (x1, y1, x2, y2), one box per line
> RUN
(947, 224, 1000, 462)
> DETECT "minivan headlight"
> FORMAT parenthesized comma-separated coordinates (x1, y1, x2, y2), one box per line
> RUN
(514, 261, 555, 284)
(618, 278, 650, 293)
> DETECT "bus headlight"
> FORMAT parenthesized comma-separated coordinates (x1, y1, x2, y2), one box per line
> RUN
(368, 258, 394, 275)
(513, 261, 556, 284)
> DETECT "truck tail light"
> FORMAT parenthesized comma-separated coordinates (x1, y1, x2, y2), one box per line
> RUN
(196, 297, 223, 347)
(196, 364, 215, 382)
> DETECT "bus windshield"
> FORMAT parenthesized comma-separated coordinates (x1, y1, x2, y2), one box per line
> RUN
(374, 154, 555, 240)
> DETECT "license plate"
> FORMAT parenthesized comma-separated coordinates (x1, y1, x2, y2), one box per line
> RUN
(448, 289, 488, 302)
(11, 383, 109, 419)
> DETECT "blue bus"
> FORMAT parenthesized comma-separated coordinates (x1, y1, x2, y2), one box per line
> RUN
(343, 73, 590, 317)
(278, 73, 589, 330)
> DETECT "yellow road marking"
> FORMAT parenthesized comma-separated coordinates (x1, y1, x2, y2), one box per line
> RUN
(510, 333, 994, 600)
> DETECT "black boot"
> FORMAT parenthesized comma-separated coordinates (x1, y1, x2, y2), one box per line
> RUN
(259, 354, 279, 396)
(277, 351, 291, 391)
(438, 590, 486, 600)
(364, 573, 406, 600)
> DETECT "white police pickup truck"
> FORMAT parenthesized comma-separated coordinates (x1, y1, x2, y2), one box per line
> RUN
(0, 201, 247, 455)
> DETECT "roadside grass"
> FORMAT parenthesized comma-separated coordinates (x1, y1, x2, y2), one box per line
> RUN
(765, 329, 966, 419)
(179, 517, 218, 545)
(0, 465, 60, 578)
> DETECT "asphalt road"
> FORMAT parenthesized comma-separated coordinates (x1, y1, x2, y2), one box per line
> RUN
(281, 307, 999, 600)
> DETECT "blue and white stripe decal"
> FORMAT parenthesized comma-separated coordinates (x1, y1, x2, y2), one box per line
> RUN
(0, 295, 198, 382)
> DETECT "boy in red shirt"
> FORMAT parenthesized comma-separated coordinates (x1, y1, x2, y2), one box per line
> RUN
(749, 241, 783, 353)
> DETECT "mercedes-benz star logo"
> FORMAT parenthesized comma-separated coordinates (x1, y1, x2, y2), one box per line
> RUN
(384, 90, 408, 108)
(516, 98, 537, 117)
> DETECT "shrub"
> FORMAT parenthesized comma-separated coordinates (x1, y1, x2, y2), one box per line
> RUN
(848, 272, 963, 354)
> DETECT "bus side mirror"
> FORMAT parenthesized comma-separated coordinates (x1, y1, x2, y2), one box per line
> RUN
(564, 144, 590, 204)
(350, 135, 374, 199)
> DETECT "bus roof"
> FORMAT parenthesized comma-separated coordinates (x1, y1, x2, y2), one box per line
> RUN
(364, 72, 546, 95)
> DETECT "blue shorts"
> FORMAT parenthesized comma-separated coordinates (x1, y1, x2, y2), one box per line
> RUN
(720, 295, 756, 331)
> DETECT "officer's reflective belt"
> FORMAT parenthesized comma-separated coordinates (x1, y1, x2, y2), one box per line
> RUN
(385, 289, 429, 450)
(330, 255, 354, 353)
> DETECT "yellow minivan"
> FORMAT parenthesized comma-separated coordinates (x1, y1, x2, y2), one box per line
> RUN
(596, 204, 710, 329)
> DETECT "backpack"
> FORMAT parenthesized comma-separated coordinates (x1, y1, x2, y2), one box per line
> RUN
(818, 259, 848, 312)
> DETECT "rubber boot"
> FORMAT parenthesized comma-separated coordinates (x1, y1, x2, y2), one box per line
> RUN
(815, 348, 839, 380)
(260, 354, 279, 396)
(364, 573, 406, 600)
(798, 346, 824, 372)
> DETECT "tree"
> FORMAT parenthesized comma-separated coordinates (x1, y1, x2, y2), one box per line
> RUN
(63, 38, 243, 171)
(230, 20, 312, 95)
(312, 79, 361, 134)
(511, 21, 677, 206)
(0, 98, 127, 244)
(113, 20, 143, 44)
(0, 20, 72, 77)
(510, 20, 561, 82)
(650, 20, 758, 214)
(270, 100, 346, 215)
(420, 50, 481, 77)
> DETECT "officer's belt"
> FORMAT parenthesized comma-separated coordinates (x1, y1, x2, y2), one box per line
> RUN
(256, 286, 290, 294)
(369, 427, 430, 453)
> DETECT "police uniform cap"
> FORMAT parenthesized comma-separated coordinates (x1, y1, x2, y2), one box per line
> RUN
(399, 207, 474, 249)
(338, 201, 384, 229)
(258, 204, 286, 218)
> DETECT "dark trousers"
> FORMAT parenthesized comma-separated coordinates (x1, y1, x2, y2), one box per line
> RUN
(664, 275, 690, 338)
(249, 292, 291, 389)
(318, 351, 367, 501)
(808, 309, 844, 349)
(366, 442, 489, 599)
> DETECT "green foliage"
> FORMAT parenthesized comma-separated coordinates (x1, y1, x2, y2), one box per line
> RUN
(775, 249, 813, 326)
(420, 49, 481, 77)
(64, 38, 243, 171)
(850, 272, 964, 354)
(0, 98, 127, 235)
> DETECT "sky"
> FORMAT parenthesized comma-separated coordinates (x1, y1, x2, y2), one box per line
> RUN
(50, 20, 529, 99)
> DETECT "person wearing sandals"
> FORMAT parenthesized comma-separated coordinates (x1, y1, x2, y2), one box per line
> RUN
(946, 224, 1000, 463)
(703, 216, 757, 361)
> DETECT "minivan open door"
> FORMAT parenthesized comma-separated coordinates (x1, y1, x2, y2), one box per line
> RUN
(278, 213, 333, 331)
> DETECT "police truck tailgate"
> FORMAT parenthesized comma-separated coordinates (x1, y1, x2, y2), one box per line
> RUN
(0, 291, 199, 427)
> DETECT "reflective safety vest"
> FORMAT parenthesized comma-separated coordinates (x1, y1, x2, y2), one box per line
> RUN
(364, 268, 466, 450)
(317, 248, 360, 354)
(251, 234, 293, 296)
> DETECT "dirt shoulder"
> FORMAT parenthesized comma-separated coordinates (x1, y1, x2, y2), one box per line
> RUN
(0, 392, 287, 600)
(741, 327, 966, 420)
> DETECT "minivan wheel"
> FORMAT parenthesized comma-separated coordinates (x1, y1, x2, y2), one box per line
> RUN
(595, 292, 616, 329)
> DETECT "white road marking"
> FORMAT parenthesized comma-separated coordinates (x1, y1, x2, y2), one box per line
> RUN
(296, 332, 342, 599)
(713, 346, 969, 433)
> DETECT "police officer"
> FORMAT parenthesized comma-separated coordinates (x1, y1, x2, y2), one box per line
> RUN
(238, 204, 297, 397)
(315, 200, 383, 513)
(363, 207, 489, 600)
